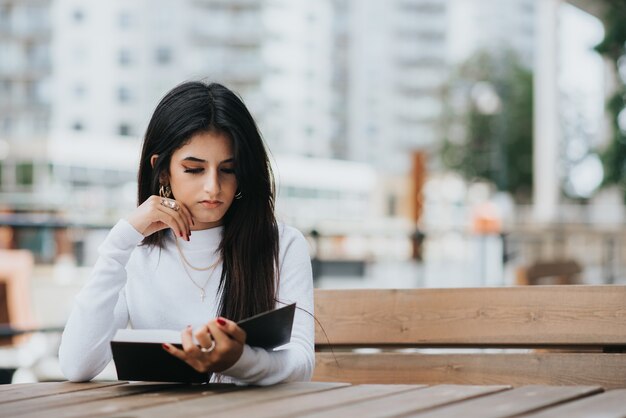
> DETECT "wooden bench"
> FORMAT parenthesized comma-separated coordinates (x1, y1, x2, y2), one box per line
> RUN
(313, 286, 626, 389)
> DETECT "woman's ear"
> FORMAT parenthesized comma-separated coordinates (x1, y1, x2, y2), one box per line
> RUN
(151, 154, 169, 185)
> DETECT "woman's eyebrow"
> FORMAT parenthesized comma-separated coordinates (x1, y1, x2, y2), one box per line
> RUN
(181, 156, 234, 163)
(182, 156, 205, 163)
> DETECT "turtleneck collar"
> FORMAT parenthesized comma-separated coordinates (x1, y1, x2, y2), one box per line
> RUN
(168, 226, 223, 251)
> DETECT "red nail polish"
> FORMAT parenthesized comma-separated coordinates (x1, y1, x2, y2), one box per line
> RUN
(162, 343, 169, 351)
(217, 318, 226, 326)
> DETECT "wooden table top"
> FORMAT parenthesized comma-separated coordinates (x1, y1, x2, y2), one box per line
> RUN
(0, 380, 625, 418)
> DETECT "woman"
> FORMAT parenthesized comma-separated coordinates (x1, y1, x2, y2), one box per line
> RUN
(59, 82, 315, 385)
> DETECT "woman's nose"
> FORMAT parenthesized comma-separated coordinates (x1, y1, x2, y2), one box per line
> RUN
(203, 170, 220, 195)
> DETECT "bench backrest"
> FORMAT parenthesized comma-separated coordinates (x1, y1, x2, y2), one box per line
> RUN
(313, 286, 626, 388)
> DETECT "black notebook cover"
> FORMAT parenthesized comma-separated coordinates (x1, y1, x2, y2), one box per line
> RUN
(110, 303, 296, 383)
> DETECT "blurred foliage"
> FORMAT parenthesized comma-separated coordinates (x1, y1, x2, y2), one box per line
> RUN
(595, 0, 626, 201)
(439, 50, 533, 203)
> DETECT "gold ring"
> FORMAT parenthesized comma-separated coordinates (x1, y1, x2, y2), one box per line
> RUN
(199, 339, 216, 353)
(160, 198, 180, 211)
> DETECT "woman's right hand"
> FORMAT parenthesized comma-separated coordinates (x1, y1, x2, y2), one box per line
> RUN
(126, 196, 194, 240)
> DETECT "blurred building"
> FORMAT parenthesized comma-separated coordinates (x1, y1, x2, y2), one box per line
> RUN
(447, 0, 535, 67)
(0, 0, 52, 207)
(347, 0, 448, 175)
(0, 0, 338, 214)
(273, 154, 376, 229)
(261, 0, 335, 158)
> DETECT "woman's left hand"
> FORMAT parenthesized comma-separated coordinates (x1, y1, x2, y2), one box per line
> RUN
(163, 317, 246, 374)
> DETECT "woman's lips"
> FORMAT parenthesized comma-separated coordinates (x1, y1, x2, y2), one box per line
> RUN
(200, 200, 222, 209)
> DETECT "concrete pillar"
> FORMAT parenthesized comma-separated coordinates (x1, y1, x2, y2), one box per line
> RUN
(533, 0, 561, 223)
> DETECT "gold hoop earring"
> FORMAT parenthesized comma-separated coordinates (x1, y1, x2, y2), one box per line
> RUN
(235, 191, 242, 200)
(159, 184, 172, 199)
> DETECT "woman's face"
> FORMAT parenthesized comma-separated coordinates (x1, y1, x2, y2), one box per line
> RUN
(163, 131, 238, 230)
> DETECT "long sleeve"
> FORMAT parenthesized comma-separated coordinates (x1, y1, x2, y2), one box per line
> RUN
(58, 219, 143, 382)
(220, 227, 315, 385)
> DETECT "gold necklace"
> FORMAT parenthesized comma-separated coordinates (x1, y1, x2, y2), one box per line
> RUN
(174, 235, 219, 271)
(174, 236, 220, 302)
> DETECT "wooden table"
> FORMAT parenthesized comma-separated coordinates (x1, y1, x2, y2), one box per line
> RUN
(1, 381, 625, 418)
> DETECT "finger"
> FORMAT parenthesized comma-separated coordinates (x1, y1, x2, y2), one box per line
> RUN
(156, 205, 187, 240)
(207, 319, 245, 347)
(172, 206, 191, 239)
(163, 342, 207, 373)
(216, 317, 247, 344)
(180, 325, 198, 353)
(162, 343, 186, 361)
(162, 198, 191, 237)
(178, 202, 195, 230)
(206, 321, 231, 349)
(195, 324, 215, 351)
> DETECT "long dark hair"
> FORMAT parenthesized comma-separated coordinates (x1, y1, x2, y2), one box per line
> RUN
(137, 81, 278, 321)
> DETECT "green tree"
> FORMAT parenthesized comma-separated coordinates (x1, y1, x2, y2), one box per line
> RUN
(440, 50, 533, 203)
(594, 1, 626, 201)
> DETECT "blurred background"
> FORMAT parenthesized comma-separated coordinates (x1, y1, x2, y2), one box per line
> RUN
(0, 0, 625, 382)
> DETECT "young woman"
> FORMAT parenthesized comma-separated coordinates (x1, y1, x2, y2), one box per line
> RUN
(59, 82, 315, 385)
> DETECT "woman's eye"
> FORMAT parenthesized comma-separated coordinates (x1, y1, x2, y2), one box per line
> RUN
(184, 168, 203, 174)
(221, 168, 235, 174)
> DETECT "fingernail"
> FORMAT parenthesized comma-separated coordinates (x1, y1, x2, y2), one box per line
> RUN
(179, 232, 183, 238)
(217, 318, 226, 326)
(162, 343, 169, 351)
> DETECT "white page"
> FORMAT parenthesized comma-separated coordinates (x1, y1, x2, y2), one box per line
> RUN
(112, 329, 182, 344)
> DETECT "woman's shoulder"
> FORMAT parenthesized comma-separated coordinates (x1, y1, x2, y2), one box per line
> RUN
(277, 222, 310, 260)
(277, 222, 306, 242)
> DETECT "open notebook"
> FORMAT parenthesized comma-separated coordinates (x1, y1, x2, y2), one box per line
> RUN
(110, 303, 296, 383)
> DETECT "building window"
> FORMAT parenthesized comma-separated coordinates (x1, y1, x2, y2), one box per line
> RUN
(155, 47, 171, 65)
(0, 5, 10, 22)
(73, 9, 84, 23)
(0, 80, 10, 98)
(1, 116, 11, 134)
(118, 87, 131, 103)
(118, 49, 131, 66)
(118, 11, 132, 29)
(74, 84, 86, 98)
(16, 162, 34, 186)
(118, 123, 132, 136)
(34, 115, 48, 133)
(72, 121, 84, 131)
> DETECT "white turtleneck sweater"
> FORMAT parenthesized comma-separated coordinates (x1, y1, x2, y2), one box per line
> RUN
(58, 219, 315, 385)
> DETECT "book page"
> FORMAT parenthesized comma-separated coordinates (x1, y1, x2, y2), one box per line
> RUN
(113, 329, 182, 344)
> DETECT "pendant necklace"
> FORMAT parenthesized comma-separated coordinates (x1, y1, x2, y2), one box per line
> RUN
(174, 235, 220, 302)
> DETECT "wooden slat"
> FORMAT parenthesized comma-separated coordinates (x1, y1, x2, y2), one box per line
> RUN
(298, 385, 510, 418)
(520, 389, 626, 418)
(2, 382, 205, 417)
(114, 381, 348, 418)
(209, 384, 426, 418)
(314, 352, 626, 389)
(314, 287, 626, 347)
(13, 383, 240, 418)
(0, 381, 126, 404)
(405, 385, 602, 418)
